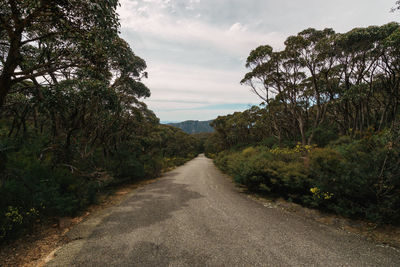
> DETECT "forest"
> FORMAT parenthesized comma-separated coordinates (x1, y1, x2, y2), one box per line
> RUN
(205, 22, 400, 224)
(0, 1, 202, 243)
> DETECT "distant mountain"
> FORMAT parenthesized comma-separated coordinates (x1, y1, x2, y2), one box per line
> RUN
(167, 120, 214, 134)
(160, 121, 179, 124)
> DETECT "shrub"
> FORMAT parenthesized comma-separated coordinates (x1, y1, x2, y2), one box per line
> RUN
(0, 140, 100, 243)
(107, 150, 145, 180)
(215, 146, 311, 199)
(307, 125, 338, 147)
(215, 134, 400, 224)
(309, 133, 400, 223)
(259, 136, 276, 148)
(0, 206, 39, 241)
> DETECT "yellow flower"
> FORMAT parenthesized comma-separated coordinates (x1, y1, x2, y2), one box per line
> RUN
(310, 187, 320, 194)
(323, 192, 334, 200)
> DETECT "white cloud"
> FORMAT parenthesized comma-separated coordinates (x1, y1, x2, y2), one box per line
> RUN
(146, 100, 207, 110)
(142, 62, 260, 104)
(228, 22, 247, 34)
(140, 62, 260, 121)
(117, 0, 398, 121)
(118, 0, 286, 56)
(117, 0, 270, 121)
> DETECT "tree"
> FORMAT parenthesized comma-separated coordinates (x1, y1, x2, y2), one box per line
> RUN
(393, 1, 400, 11)
(0, 0, 120, 107)
(241, 23, 400, 145)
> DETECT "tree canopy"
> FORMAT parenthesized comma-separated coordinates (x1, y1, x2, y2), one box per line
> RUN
(240, 23, 400, 145)
(0, 0, 145, 107)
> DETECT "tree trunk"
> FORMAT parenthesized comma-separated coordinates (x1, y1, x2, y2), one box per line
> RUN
(0, 29, 22, 107)
(298, 116, 307, 145)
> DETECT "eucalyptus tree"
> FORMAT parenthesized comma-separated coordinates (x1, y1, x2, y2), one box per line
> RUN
(0, 0, 120, 107)
(240, 45, 277, 103)
(284, 28, 337, 143)
(332, 23, 400, 134)
(241, 47, 301, 144)
(241, 41, 311, 144)
(0, 0, 158, 163)
(377, 23, 400, 129)
(394, 1, 400, 11)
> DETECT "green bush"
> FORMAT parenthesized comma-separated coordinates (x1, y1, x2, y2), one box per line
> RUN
(215, 146, 311, 198)
(107, 150, 145, 180)
(309, 132, 400, 223)
(260, 136, 277, 148)
(0, 206, 39, 241)
(307, 125, 338, 147)
(214, 133, 400, 224)
(0, 140, 99, 243)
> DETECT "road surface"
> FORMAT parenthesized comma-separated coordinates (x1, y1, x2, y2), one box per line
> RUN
(47, 154, 400, 266)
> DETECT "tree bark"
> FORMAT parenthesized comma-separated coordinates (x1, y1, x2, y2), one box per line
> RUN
(0, 28, 22, 107)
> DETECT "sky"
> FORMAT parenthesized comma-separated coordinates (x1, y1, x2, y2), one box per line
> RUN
(117, 0, 398, 122)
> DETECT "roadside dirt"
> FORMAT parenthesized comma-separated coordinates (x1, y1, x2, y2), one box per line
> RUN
(243, 190, 400, 249)
(0, 178, 159, 267)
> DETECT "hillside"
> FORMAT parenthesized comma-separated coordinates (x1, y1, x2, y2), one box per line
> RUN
(167, 120, 214, 134)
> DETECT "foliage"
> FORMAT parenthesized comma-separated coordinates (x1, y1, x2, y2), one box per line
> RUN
(0, 0, 200, 243)
(213, 131, 400, 223)
(0, 124, 199, 243)
(1, 206, 38, 241)
(394, 1, 400, 11)
(214, 145, 312, 197)
(239, 23, 400, 146)
(0, 0, 122, 106)
(309, 129, 400, 223)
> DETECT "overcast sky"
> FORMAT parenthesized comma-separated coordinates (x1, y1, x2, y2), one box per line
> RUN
(117, 0, 398, 122)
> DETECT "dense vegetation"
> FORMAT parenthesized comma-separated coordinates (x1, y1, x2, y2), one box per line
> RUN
(206, 23, 400, 224)
(0, 1, 200, 243)
(167, 120, 214, 134)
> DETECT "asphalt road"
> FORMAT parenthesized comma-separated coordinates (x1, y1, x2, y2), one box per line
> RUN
(47, 154, 400, 266)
